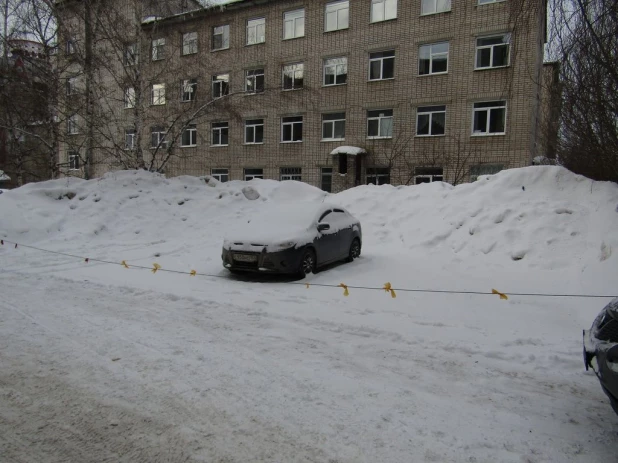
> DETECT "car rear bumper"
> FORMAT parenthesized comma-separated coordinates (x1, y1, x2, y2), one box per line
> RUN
(221, 247, 303, 274)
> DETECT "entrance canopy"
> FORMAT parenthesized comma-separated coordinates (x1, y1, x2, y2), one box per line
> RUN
(330, 146, 366, 156)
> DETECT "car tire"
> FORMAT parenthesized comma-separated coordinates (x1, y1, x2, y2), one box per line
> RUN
(346, 238, 361, 263)
(299, 249, 316, 278)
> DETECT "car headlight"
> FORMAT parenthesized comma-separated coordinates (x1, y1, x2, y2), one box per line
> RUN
(270, 241, 296, 251)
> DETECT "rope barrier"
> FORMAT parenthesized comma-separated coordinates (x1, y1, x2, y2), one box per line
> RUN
(1, 239, 616, 300)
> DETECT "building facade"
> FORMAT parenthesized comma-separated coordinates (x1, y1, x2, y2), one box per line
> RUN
(58, 0, 553, 192)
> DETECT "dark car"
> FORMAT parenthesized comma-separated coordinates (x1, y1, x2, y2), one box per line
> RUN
(222, 202, 362, 277)
(583, 297, 618, 415)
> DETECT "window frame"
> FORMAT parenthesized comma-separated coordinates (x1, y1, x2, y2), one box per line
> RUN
(325, 0, 349, 32)
(244, 168, 264, 180)
(246, 17, 266, 45)
(181, 78, 197, 102)
(281, 115, 303, 143)
(182, 32, 198, 55)
(366, 109, 393, 139)
(321, 112, 346, 141)
(125, 128, 136, 150)
(67, 114, 79, 134)
(371, 0, 398, 23)
(323, 57, 347, 86)
(418, 42, 449, 76)
(151, 83, 166, 106)
(211, 121, 229, 146)
(280, 167, 302, 181)
(320, 167, 333, 192)
(416, 105, 446, 137)
(470, 164, 503, 181)
(181, 124, 198, 147)
(283, 8, 305, 40)
(366, 167, 391, 185)
(124, 43, 138, 66)
(66, 39, 76, 55)
(245, 118, 264, 144)
(212, 25, 230, 51)
(245, 68, 265, 94)
(150, 127, 167, 149)
(368, 50, 395, 81)
(68, 151, 80, 170)
(124, 87, 135, 109)
(211, 168, 229, 182)
(151, 38, 165, 61)
(420, 0, 451, 15)
(212, 73, 230, 99)
(414, 167, 444, 184)
(282, 62, 304, 90)
(475, 34, 511, 70)
(472, 100, 507, 136)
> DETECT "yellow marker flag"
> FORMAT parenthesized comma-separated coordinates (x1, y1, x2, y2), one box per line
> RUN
(492, 289, 508, 300)
(190, 270, 197, 276)
(338, 283, 349, 297)
(152, 263, 161, 274)
(121, 260, 129, 269)
(383, 282, 397, 298)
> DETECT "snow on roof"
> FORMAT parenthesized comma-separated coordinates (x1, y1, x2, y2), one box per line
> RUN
(330, 146, 367, 156)
(0, 170, 11, 181)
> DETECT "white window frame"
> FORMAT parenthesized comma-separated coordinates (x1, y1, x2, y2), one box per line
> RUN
(181, 79, 197, 102)
(244, 168, 264, 180)
(211, 122, 229, 146)
(66, 39, 76, 55)
(414, 167, 444, 184)
(368, 50, 395, 81)
(418, 42, 449, 75)
(66, 77, 77, 96)
(182, 32, 198, 55)
(282, 63, 304, 90)
(124, 43, 138, 66)
(475, 34, 511, 69)
(421, 0, 451, 15)
(212, 25, 230, 51)
(283, 9, 305, 39)
(125, 129, 136, 150)
(371, 0, 397, 22)
(322, 113, 346, 141)
(245, 68, 265, 93)
(124, 87, 135, 108)
(151, 83, 166, 105)
(67, 114, 79, 134)
(416, 105, 446, 137)
(320, 167, 333, 192)
(325, 1, 349, 32)
(212, 74, 229, 99)
(470, 164, 503, 181)
(281, 116, 303, 143)
(323, 57, 347, 86)
(366, 167, 391, 185)
(280, 167, 302, 181)
(245, 119, 264, 144)
(211, 168, 229, 182)
(472, 101, 507, 136)
(478, 0, 505, 4)
(151, 38, 165, 61)
(367, 109, 393, 139)
(68, 152, 80, 170)
(247, 17, 266, 45)
(181, 124, 197, 147)
(151, 127, 167, 149)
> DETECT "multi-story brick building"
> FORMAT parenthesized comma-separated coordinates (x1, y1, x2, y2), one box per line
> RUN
(58, 0, 555, 192)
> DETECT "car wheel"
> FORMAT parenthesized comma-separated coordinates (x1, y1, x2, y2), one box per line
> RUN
(346, 239, 361, 263)
(299, 249, 316, 278)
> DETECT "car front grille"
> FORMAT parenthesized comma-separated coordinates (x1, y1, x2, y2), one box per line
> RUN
(597, 313, 618, 343)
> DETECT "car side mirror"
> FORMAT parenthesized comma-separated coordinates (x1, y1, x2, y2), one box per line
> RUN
(317, 223, 330, 232)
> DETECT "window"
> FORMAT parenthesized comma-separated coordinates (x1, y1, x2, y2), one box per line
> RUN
(151, 83, 166, 105)
(124, 87, 135, 108)
(182, 32, 198, 55)
(67, 114, 78, 134)
(473, 101, 506, 135)
(212, 74, 229, 98)
(281, 116, 303, 142)
(247, 18, 265, 45)
(476, 34, 510, 69)
(66, 77, 77, 96)
(282, 63, 304, 90)
(151, 127, 167, 148)
(321, 167, 333, 192)
(211, 168, 229, 182)
(323, 57, 347, 86)
(470, 164, 503, 181)
(212, 25, 230, 50)
(414, 167, 443, 184)
(280, 167, 302, 181)
(125, 129, 136, 150)
(181, 79, 197, 102)
(416, 105, 446, 136)
(325, 1, 349, 32)
(479, 0, 505, 4)
(371, 0, 397, 22)
(283, 9, 305, 39)
(152, 38, 165, 61)
(245, 119, 264, 144)
(419, 42, 449, 75)
(367, 167, 390, 185)
(421, 0, 451, 15)
(245, 68, 264, 93)
(244, 168, 263, 180)
(181, 124, 197, 147)
(369, 50, 395, 80)
(124, 43, 138, 66)
(68, 152, 80, 170)
(211, 122, 229, 146)
(322, 113, 345, 140)
(367, 109, 393, 138)
(66, 38, 76, 55)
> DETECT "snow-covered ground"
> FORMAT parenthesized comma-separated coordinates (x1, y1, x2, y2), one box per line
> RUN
(1, 166, 617, 462)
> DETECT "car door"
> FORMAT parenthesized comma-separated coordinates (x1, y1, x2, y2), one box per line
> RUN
(331, 209, 354, 260)
(315, 209, 339, 265)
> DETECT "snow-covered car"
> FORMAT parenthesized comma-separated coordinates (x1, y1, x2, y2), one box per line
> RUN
(222, 202, 362, 277)
(583, 297, 618, 415)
